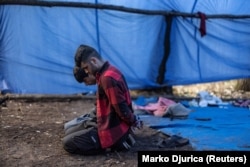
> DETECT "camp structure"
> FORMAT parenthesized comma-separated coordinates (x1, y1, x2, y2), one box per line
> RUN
(0, 0, 249, 94)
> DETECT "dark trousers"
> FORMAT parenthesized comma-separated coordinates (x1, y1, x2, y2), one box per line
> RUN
(63, 127, 105, 155)
(63, 108, 135, 155)
(63, 109, 104, 155)
(63, 123, 135, 155)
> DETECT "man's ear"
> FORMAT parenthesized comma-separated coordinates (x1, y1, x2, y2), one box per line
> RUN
(90, 57, 97, 65)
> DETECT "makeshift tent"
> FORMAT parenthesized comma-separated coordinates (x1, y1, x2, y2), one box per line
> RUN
(0, 0, 250, 94)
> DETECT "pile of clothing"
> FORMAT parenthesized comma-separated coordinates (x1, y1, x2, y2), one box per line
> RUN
(133, 96, 191, 118)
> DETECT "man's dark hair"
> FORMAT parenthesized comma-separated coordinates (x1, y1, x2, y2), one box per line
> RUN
(73, 66, 88, 83)
(74, 45, 99, 83)
(75, 45, 101, 66)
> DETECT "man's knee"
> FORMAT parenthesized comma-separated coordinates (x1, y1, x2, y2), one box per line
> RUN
(62, 136, 77, 154)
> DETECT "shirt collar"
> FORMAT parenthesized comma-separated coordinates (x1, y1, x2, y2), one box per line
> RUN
(96, 61, 110, 82)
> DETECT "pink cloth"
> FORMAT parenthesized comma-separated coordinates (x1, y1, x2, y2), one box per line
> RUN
(134, 97, 176, 117)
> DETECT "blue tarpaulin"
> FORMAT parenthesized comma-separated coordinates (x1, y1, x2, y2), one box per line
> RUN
(0, 0, 250, 94)
(140, 105, 250, 150)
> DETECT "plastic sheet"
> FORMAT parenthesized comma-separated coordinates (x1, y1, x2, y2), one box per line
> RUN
(140, 105, 250, 150)
(0, 0, 250, 94)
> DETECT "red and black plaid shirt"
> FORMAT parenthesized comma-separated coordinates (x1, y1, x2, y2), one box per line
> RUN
(96, 62, 135, 148)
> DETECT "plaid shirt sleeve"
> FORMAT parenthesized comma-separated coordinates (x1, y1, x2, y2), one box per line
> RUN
(101, 75, 135, 126)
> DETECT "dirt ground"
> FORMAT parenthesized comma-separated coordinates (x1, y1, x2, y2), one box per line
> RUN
(0, 98, 193, 167)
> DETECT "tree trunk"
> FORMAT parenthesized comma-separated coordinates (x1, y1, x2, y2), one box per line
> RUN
(236, 79, 250, 91)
